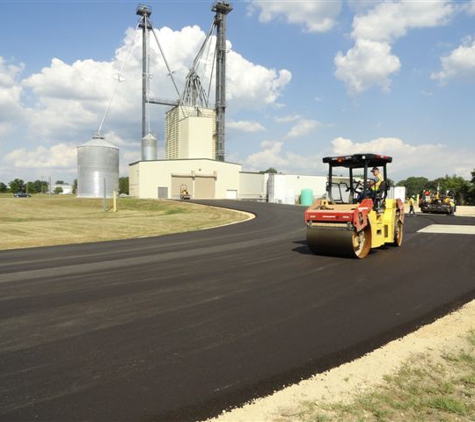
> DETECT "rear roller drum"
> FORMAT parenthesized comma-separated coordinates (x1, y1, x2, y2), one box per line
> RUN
(307, 225, 372, 259)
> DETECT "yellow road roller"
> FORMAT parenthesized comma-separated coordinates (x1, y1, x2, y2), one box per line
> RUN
(304, 154, 404, 258)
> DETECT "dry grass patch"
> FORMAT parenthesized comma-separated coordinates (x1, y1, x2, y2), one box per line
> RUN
(294, 331, 475, 422)
(0, 195, 249, 250)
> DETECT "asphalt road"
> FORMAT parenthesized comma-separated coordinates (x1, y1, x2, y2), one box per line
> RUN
(1, 201, 474, 422)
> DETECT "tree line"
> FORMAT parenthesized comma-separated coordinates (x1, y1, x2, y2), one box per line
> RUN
(396, 172, 475, 205)
(0, 178, 130, 195)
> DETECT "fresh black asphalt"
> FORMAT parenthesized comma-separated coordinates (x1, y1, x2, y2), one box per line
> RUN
(0, 200, 474, 422)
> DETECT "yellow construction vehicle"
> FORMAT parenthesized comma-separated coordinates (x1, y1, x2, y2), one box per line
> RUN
(180, 184, 191, 200)
(304, 154, 404, 258)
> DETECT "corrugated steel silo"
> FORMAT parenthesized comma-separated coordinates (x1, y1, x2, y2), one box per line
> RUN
(77, 134, 119, 198)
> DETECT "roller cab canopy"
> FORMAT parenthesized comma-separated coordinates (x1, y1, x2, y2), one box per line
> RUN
(322, 154, 392, 169)
(323, 153, 393, 204)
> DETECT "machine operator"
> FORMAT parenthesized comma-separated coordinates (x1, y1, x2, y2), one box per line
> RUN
(357, 166, 384, 201)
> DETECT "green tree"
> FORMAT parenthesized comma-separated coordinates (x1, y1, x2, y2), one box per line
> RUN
(0, 182, 7, 193)
(259, 168, 278, 174)
(72, 179, 77, 195)
(396, 177, 429, 198)
(55, 180, 65, 184)
(25, 181, 36, 194)
(119, 177, 129, 195)
(9, 178, 25, 193)
(54, 186, 63, 195)
(431, 175, 471, 205)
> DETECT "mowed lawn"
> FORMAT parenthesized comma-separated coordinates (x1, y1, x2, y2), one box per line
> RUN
(0, 195, 249, 250)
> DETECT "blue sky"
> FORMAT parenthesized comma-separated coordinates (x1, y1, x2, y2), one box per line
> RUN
(1, 0, 474, 185)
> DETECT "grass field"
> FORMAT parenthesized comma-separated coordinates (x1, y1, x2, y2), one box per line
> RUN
(0, 194, 249, 250)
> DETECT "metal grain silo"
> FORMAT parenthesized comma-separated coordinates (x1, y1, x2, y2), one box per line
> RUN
(142, 132, 157, 161)
(77, 134, 119, 198)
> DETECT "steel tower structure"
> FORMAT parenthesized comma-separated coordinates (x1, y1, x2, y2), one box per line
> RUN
(212, 1, 232, 162)
(136, 2, 232, 162)
(136, 5, 152, 140)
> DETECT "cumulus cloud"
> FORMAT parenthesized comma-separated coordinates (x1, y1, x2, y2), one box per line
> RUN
(243, 135, 474, 180)
(5, 143, 77, 170)
(431, 36, 475, 83)
(247, 0, 341, 33)
(245, 140, 287, 170)
(227, 120, 265, 133)
(351, 1, 454, 43)
(285, 119, 320, 139)
(0, 58, 25, 131)
(227, 51, 292, 110)
(330, 136, 473, 179)
(336, 1, 455, 95)
(335, 39, 400, 96)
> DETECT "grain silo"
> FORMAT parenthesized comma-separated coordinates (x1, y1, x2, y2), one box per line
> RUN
(77, 134, 119, 198)
(142, 132, 157, 161)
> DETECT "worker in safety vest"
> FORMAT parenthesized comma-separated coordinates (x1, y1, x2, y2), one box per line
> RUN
(369, 167, 383, 193)
(357, 167, 384, 201)
(409, 196, 416, 215)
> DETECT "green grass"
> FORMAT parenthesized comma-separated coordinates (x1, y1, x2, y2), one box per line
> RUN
(0, 194, 249, 250)
(289, 331, 475, 422)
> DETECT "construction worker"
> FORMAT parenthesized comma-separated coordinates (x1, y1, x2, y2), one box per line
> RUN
(357, 167, 383, 201)
(369, 167, 383, 193)
(409, 196, 416, 215)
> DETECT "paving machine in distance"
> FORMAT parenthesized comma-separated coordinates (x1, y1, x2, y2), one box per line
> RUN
(304, 154, 405, 259)
(419, 189, 455, 215)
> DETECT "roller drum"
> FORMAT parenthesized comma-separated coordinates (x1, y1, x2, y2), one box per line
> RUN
(307, 225, 371, 259)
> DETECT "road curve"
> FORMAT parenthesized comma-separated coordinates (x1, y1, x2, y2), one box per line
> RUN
(0, 201, 474, 422)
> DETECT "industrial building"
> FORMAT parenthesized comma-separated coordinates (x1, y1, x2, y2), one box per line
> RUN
(73, 3, 330, 203)
(127, 2, 329, 204)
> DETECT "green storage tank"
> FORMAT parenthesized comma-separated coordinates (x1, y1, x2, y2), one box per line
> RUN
(300, 189, 314, 206)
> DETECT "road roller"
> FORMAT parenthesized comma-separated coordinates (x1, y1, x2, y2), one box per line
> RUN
(304, 154, 404, 258)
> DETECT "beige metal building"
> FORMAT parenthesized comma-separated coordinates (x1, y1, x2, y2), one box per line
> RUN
(165, 106, 216, 160)
(129, 159, 242, 199)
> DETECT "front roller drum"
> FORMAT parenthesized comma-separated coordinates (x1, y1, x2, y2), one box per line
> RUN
(307, 225, 372, 259)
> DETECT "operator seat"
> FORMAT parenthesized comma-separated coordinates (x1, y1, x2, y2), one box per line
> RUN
(373, 180, 387, 211)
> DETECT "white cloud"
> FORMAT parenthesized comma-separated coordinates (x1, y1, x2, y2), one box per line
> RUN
(460, 0, 475, 15)
(243, 135, 474, 180)
(431, 36, 475, 83)
(228, 120, 265, 132)
(0, 58, 25, 131)
(244, 140, 325, 175)
(5, 143, 77, 169)
(247, 0, 341, 33)
(336, 1, 454, 95)
(335, 39, 400, 96)
(275, 114, 301, 123)
(227, 51, 292, 110)
(330, 136, 474, 179)
(285, 119, 320, 139)
(245, 140, 288, 171)
(351, 1, 454, 43)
